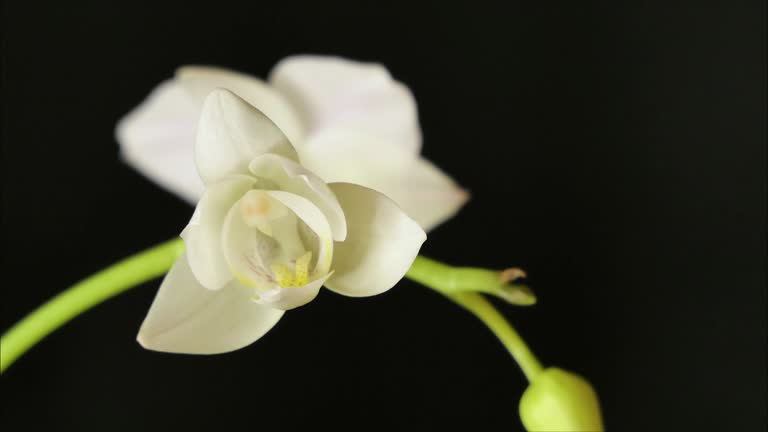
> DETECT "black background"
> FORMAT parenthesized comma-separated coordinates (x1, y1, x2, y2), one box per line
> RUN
(1, 1, 765, 431)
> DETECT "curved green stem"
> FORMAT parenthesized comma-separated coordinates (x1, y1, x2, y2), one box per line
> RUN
(0, 239, 184, 372)
(406, 256, 536, 305)
(447, 293, 543, 381)
(406, 256, 543, 381)
(2, 239, 541, 382)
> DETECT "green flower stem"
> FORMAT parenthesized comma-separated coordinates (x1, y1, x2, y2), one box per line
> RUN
(0, 239, 185, 372)
(406, 256, 543, 382)
(1, 241, 540, 379)
(406, 256, 536, 305)
(449, 293, 543, 382)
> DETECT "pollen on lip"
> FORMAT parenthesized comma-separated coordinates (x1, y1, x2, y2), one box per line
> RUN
(269, 251, 313, 288)
(294, 251, 312, 286)
(271, 263, 294, 287)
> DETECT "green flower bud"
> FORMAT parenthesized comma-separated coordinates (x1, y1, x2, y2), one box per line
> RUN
(519, 367, 604, 431)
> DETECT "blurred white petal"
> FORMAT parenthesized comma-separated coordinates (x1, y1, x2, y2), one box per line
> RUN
(269, 55, 421, 154)
(196, 89, 299, 185)
(137, 254, 284, 354)
(300, 130, 468, 231)
(325, 183, 426, 297)
(116, 80, 204, 203)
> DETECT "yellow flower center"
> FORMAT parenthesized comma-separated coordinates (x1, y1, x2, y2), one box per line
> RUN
(270, 251, 313, 287)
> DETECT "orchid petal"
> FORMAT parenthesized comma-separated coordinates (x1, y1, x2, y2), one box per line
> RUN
(137, 254, 284, 354)
(181, 175, 256, 290)
(116, 80, 204, 203)
(176, 66, 303, 144)
(196, 89, 299, 185)
(269, 55, 421, 154)
(325, 183, 426, 297)
(249, 154, 346, 241)
(300, 130, 468, 231)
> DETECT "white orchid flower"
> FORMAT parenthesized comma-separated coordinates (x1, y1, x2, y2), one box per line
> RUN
(117, 55, 468, 231)
(137, 88, 426, 354)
